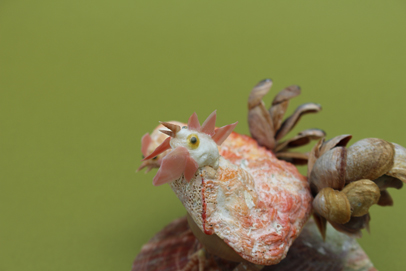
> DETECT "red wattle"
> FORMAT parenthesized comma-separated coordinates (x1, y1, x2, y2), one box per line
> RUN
(152, 146, 189, 186)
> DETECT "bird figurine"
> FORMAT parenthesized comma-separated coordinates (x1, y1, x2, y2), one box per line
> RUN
(136, 79, 404, 271)
(142, 110, 312, 268)
(138, 79, 329, 270)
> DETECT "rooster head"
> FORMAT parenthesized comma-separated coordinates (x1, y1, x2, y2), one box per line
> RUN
(143, 111, 237, 186)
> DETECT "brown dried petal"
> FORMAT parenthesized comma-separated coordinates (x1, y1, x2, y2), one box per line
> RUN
(341, 179, 380, 217)
(275, 135, 310, 153)
(271, 85, 302, 105)
(330, 214, 370, 238)
(320, 134, 352, 156)
(387, 143, 406, 183)
(269, 85, 301, 131)
(275, 103, 322, 141)
(312, 212, 327, 241)
(345, 138, 395, 183)
(248, 79, 272, 109)
(307, 138, 325, 179)
(313, 187, 351, 224)
(275, 129, 326, 153)
(310, 147, 347, 192)
(275, 152, 308, 165)
(160, 122, 181, 137)
(377, 189, 394, 206)
(248, 105, 275, 149)
(269, 101, 289, 134)
(373, 174, 403, 190)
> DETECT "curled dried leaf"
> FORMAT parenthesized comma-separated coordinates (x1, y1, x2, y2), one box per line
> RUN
(341, 179, 380, 217)
(248, 79, 272, 109)
(345, 138, 395, 183)
(269, 85, 301, 131)
(320, 134, 352, 156)
(275, 103, 322, 141)
(310, 147, 347, 192)
(313, 187, 351, 224)
(271, 85, 301, 105)
(387, 143, 406, 183)
(275, 129, 326, 153)
(377, 189, 394, 206)
(275, 152, 308, 165)
(373, 175, 403, 190)
(330, 214, 370, 238)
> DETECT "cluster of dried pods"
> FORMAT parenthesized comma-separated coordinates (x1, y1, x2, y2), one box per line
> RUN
(248, 79, 406, 239)
(308, 135, 406, 238)
(248, 79, 325, 165)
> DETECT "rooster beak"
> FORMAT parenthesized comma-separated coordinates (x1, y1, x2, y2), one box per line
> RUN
(137, 161, 156, 173)
(159, 122, 181, 137)
(136, 161, 149, 172)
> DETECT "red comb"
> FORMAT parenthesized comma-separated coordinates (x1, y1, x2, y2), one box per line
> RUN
(200, 110, 217, 136)
(212, 121, 238, 145)
(188, 112, 201, 131)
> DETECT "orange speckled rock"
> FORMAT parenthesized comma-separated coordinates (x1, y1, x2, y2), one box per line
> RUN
(170, 132, 312, 265)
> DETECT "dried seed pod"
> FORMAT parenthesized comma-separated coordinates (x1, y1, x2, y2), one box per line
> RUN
(373, 175, 403, 190)
(275, 103, 322, 141)
(377, 189, 394, 206)
(319, 134, 352, 156)
(387, 143, 406, 183)
(341, 179, 380, 217)
(330, 214, 370, 238)
(307, 138, 324, 178)
(269, 85, 301, 132)
(313, 187, 351, 224)
(310, 147, 347, 192)
(345, 138, 395, 183)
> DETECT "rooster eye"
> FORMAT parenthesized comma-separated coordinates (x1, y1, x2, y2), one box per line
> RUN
(187, 134, 200, 149)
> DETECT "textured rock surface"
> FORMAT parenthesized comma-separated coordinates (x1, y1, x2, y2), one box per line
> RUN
(132, 217, 376, 271)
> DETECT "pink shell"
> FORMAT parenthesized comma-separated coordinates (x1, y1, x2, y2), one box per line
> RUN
(170, 132, 313, 265)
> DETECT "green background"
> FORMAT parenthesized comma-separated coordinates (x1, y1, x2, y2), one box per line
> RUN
(1, 1, 405, 270)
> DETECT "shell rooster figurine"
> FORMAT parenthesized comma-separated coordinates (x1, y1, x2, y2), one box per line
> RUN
(134, 79, 405, 271)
